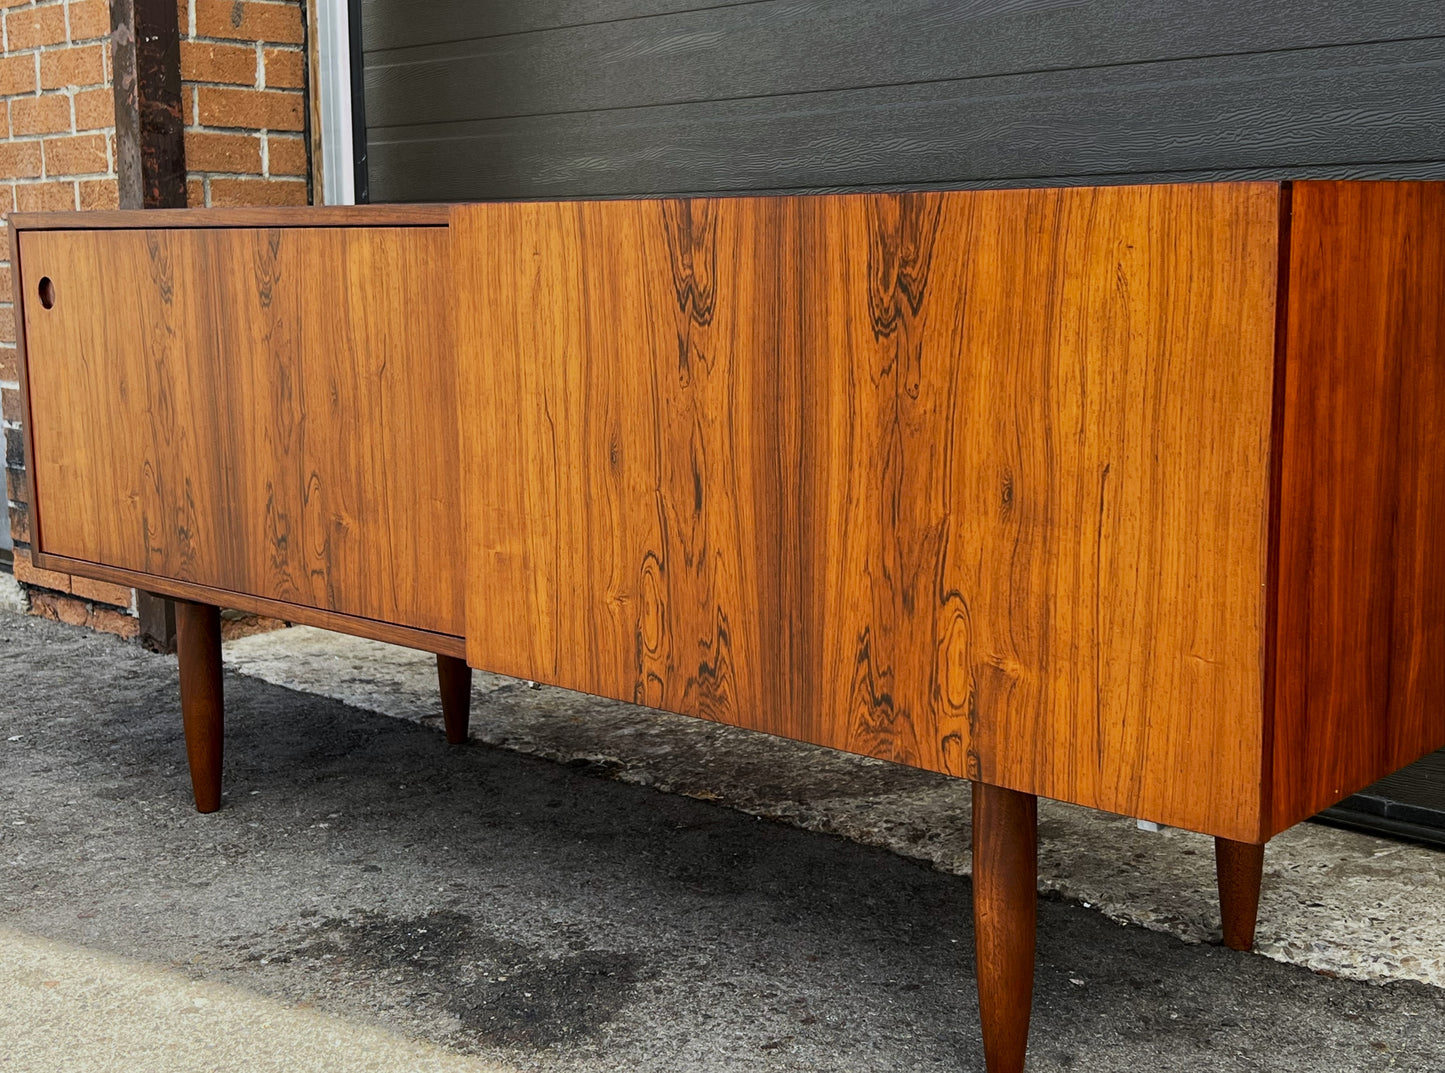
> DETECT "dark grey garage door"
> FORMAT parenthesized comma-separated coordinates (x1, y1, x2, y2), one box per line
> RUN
(355, 0, 1445, 843)
(357, 1, 1445, 202)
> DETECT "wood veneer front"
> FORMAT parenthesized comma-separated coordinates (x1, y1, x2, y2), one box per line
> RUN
(18, 223, 463, 638)
(453, 185, 1283, 841)
(11, 182, 1444, 846)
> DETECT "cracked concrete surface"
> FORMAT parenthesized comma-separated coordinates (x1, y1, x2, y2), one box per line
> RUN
(2, 611, 1443, 1072)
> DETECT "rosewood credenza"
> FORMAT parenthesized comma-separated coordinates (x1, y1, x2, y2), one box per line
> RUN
(12, 181, 1444, 1073)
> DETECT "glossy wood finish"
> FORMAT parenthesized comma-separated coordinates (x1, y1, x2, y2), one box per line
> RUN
(18, 225, 463, 637)
(1267, 181, 1445, 835)
(1215, 837, 1265, 952)
(175, 600, 223, 813)
(453, 184, 1281, 840)
(973, 782, 1037, 1073)
(437, 654, 472, 745)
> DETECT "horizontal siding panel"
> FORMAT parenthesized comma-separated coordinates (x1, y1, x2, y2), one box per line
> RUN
(498, 160, 1445, 203)
(360, 0, 752, 52)
(363, 0, 1445, 128)
(366, 39, 1445, 202)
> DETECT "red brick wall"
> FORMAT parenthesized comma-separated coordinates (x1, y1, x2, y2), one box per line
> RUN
(180, 0, 309, 207)
(0, 0, 133, 635)
(2, 0, 314, 637)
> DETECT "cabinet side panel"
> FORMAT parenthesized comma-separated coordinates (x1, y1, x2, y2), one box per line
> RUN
(19, 226, 463, 636)
(457, 185, 1276, 839)
(1270, 181, 1445, 835)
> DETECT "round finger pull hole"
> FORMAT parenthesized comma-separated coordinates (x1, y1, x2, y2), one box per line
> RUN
(38, 276, 55, 309)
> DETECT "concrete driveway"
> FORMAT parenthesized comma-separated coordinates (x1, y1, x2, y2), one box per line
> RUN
(1, 611, 1442, 1072)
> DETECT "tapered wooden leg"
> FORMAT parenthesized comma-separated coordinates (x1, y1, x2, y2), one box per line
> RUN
(175, 600, 223, 814)
(437, 654, 472, 745)
(1215, 837, 1265, 951)
(972, 781, 1037, 1073)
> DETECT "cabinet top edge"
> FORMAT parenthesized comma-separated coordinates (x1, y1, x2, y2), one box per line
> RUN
(12, 181, 1440, 232)
(8, 204, 454, 231)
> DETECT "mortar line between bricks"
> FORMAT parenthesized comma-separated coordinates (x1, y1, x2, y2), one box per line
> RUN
(186, 81, 305, 89)
(189, 38, 305, 48)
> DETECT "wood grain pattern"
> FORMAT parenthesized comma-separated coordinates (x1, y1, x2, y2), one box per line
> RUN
(19, 225, 463, 637)
(457, 196, 806, 732)
(1267, 181, 1445, 834)
(454, 184, 1281, 839)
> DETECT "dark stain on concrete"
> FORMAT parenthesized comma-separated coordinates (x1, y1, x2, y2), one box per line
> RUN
(279, 908, 644, 1050)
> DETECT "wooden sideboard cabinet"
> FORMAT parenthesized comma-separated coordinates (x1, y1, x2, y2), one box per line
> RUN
(12, 182, 1445, 1073)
